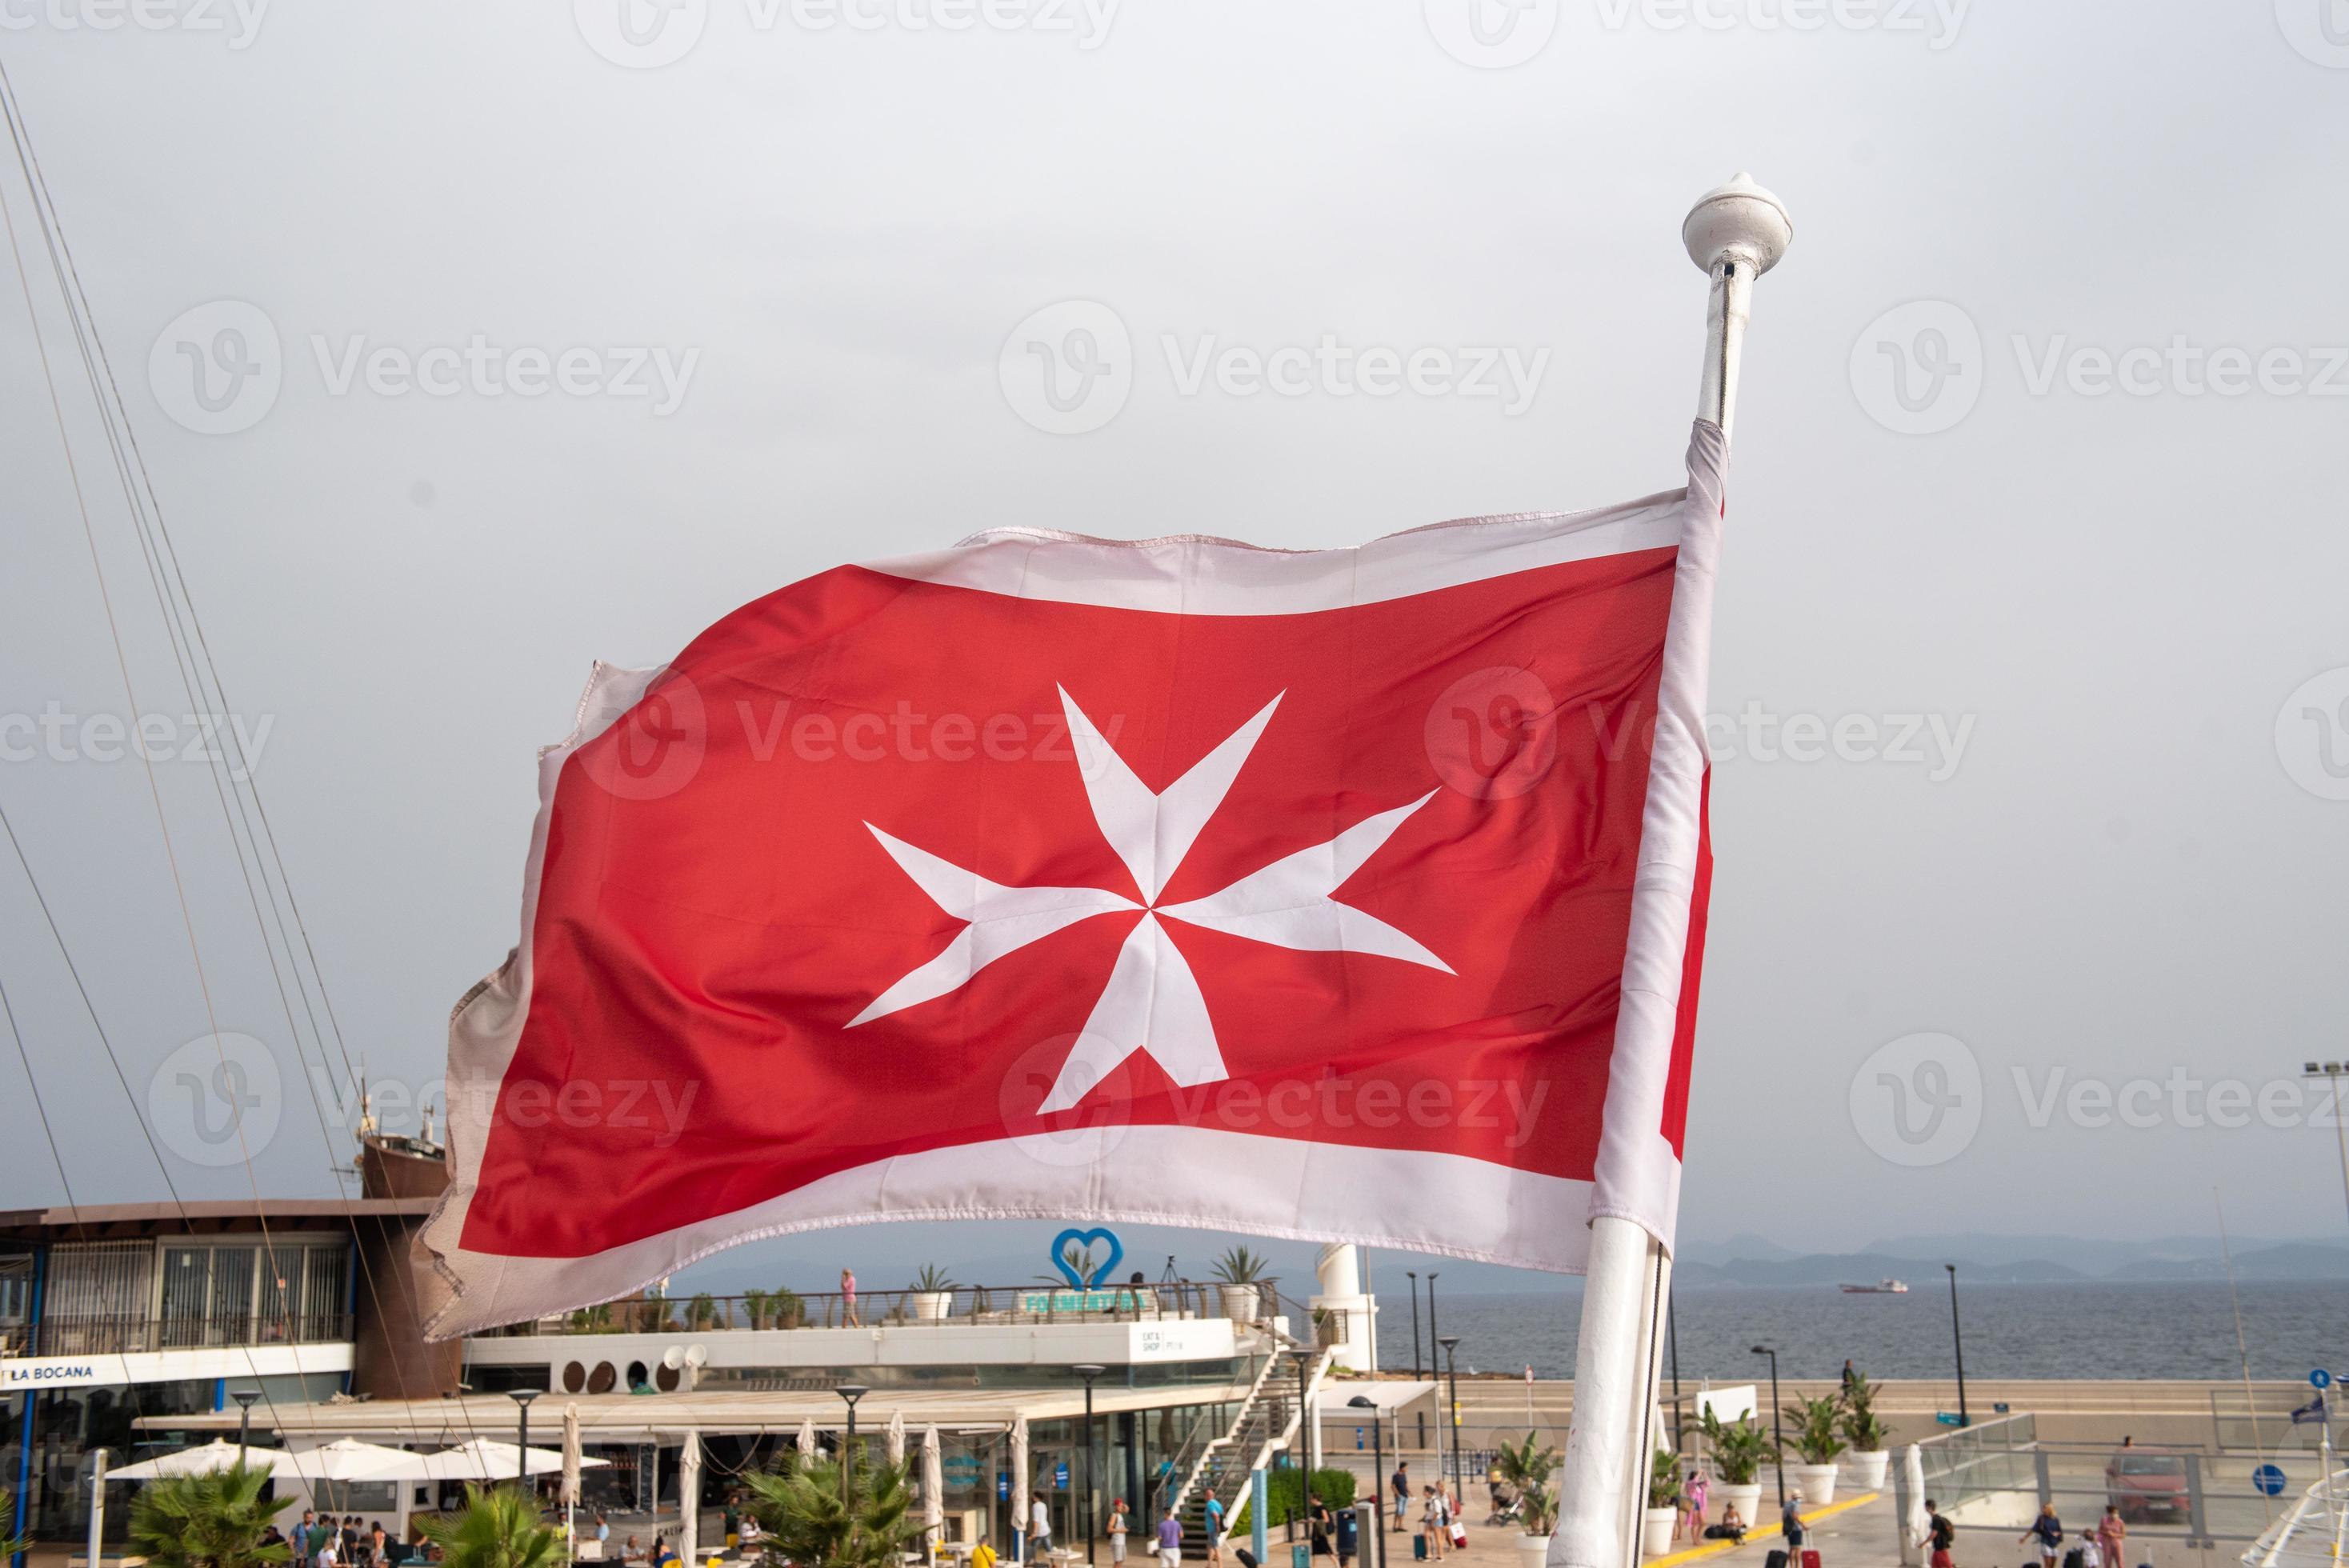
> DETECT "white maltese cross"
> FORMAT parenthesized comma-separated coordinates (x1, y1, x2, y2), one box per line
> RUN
(851, 686, 1452, 1113)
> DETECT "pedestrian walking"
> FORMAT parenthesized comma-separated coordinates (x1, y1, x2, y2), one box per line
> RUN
(1390, 1462, 1409, 1533)
(1420, 1485, 1447, 1562)
(1110, 1498, 1130, 1565)
(1924, 1498, 1957, 1568)
(1157, 1511, 1184, 1568)
(1203, 1486, 1225, 1566)
(2019, 1504, 2063, 1566)
(1031, 1492, 1054, 1558)
(1780, 1490, 1806, 1557)
(842, 1266, 860, 1326)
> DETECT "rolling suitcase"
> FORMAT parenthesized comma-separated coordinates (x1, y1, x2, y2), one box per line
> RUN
(1802, 1552, 1822, 1568)
(1764, 1552, 1789, 1568)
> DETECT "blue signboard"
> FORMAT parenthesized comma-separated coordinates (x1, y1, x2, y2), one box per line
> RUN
(2253, 1464, 2287, 1498)
(1050, 1227, 1125, 1288)
(999, 1471, 1011, 1501)
(1935, 1412, 1964, 1426)
(1055, 1461, 1070, 1490)
(2312, 1369, 2334, 1390)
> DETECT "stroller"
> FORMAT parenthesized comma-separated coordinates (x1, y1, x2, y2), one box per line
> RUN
(1485, 1482, 1523, 1528)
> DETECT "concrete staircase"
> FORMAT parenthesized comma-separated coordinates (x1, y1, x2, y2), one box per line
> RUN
(1166, 1342, 1340, 1553)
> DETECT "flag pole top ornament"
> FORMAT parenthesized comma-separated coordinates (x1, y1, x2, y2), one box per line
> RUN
(1682, 173, 1792, 278)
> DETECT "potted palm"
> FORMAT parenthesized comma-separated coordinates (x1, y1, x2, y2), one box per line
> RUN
(1696, 1409, 1768, 1530)
(1642, 1449, 1681, 1558)
(744, 1450, 926, 1567)
(1492, 1430, 1561, 1568)
(1211, 1246, 1267, 1322)
(1837, 1374, 1891, 1491)
(127, 1461, 294, 1568)
(419, 1485, 566, 1568)
(1779, 1394, 1846, 1506)
(910, 1264, 956, 1322)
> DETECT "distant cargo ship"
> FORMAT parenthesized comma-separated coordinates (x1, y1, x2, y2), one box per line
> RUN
(1840, 1278, 1911, 1294)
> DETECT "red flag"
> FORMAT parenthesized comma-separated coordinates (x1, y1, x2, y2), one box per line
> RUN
(420, 423, 1725, 1337)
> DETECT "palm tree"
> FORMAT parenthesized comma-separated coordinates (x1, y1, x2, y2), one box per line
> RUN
(419, 1485, 566, 1568)
(3, 1487, 30, 1559)
(742, 1451, 923, 1568)
(126, 1462, 293, 1568)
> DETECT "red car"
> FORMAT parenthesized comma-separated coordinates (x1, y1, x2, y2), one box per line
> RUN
(2103, 1450, 2191, 1522)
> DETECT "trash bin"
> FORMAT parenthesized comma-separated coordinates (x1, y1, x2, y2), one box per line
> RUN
(1291, 1544, 1311, 1568)
(1336, 1506, 1359, 1565)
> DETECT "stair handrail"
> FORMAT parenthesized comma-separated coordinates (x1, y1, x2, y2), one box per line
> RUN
(1163, 1344, 1293, 1525)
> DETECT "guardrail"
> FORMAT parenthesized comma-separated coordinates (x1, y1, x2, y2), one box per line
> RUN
(486, 1279, 1303, 1337)
(21, 1313, 355, 1356)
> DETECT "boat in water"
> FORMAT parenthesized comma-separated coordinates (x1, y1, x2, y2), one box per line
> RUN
(1840, 1278, 1911, 1294)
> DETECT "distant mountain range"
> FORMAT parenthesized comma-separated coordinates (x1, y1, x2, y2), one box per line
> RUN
(1671, 1234, 2349, 1287)
(666, 1222, 2349, 1298)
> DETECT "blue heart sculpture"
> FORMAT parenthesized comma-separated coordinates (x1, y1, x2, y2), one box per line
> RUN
(1050, 1226, 1124, 1289)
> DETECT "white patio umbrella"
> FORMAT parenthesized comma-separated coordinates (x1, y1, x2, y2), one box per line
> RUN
(390, 1438, 598, 1482)
(922, 1425, 944, 1546)
(1010, 1415, 1030, 1554)
(797, 1417, 818, 1462)
(293, 1438, 443, 1482)
(562, 1402, 585, 1508)
(107, 1442, 310, 1481)
(1899, 1445, 1929, 1565)
(887, 1408, 907, 1467)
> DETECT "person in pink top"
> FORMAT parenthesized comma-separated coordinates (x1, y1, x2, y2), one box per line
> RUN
(1681, 1470, 1709, 1541)
(842, 1266, 860, 1326)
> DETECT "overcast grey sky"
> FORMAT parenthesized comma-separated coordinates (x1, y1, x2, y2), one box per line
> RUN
(1, 0, 2345, 1272)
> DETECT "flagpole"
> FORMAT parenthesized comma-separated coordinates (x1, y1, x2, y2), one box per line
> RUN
(1551, 174, 1791, 1568)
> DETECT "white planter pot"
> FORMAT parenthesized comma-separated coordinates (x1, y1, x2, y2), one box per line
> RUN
(1640, 1508, 1677, 1558)
(1786, 1463, 1839, 1507)
(1839, 1449, 1889, 1492)
(1515, 1534, 1552, 1568)
(911, 1290, 952, 1322)
(1712, 1482, 1762, 1534)
(1218, 1284, 1261, 1322)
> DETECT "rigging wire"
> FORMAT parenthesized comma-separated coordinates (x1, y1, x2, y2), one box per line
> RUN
(0, 60, 485, 1468)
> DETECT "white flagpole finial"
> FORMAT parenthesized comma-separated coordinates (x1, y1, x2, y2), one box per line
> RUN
(1682, 173, 1792, 278)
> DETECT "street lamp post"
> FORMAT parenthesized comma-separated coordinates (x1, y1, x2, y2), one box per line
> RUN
(1406, 1272, 1421, 1381)
(507, 1389, 542, 1489)
(1438, 1336, 1462, 1509)
(1749, 1347, 1784, 1510)
(1944, 1265, 1969, 1429)
(1348, 1395, 1385, 1568)
(1074, 1365, 1106, 1566)
(1425, 1276, 1441, 1462)
(230, 1390, 260, 1462)
(837, 1385, 870, 1505)
(2303, 1062, 2349, 1230)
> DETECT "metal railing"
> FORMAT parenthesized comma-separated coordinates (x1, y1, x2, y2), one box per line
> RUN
(24, 1312, 354, 1356)
(490, 1278, 1301, 1337)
